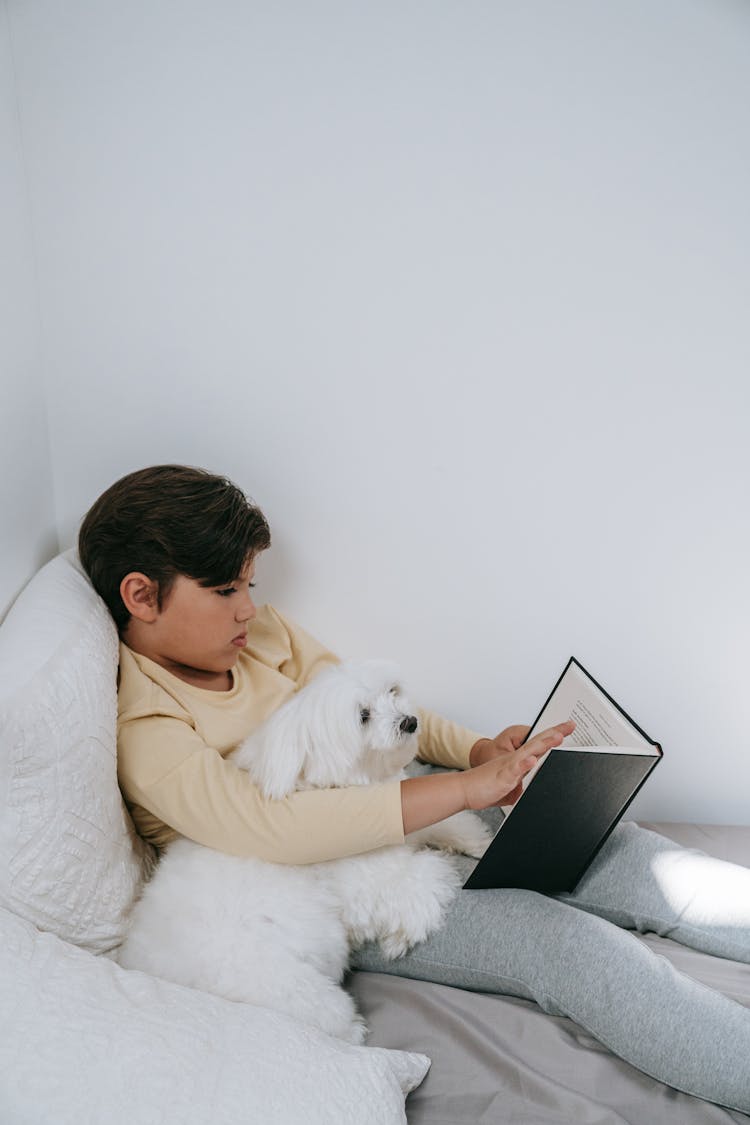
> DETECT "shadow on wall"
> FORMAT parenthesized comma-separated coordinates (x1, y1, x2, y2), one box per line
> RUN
(0, 527, 59, 627)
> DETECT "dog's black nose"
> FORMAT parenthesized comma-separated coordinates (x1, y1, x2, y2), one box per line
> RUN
(400, 715, 418, 734)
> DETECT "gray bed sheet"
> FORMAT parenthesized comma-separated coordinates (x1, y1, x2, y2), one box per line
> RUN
(350, 822, 750, 1124)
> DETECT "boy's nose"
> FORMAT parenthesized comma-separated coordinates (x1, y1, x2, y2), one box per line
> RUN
(237, 594, 257, 622)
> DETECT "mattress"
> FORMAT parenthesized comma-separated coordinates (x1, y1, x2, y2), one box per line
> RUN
(351, 822, 750, 1124)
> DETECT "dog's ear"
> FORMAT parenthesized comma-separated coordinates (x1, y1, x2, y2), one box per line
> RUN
(237, 690, 314, 800)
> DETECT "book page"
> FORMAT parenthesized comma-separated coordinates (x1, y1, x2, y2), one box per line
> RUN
(501, 660, 657, 816)
(529, 661, 652, 750)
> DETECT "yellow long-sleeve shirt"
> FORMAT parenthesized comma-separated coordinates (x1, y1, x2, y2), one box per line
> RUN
(117, 604, 483, 863)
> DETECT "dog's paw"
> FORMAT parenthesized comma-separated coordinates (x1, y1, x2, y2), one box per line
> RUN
(411, 810, 493, 859)
(446, 812, 494, 859)
(375, 849, 460, 958)
(343, 1014, 369, 1045)
(378, 929, 415, 961)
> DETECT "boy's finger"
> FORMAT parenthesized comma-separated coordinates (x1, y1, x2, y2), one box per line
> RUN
(526, 731, 561, 754)
(530, 720, 575, 748)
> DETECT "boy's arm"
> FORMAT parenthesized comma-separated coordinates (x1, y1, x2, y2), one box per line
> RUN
(415, 708, 486, 771)
(119, 712, 573, 860)
(118, 715, 404, 863)
(402, 721, 576, 832)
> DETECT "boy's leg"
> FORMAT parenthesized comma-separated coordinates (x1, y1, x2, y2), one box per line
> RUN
(350, 855, 750, 1112)
(557, 821, 750, 963)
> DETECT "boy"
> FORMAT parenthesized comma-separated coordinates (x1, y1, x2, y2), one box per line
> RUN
(79, 463, 568, 861)
(80, 464, 750, 1113)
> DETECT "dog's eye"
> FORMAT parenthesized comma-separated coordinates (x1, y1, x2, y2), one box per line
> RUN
(389, 685, 400, 695)
(360, 708, 371, 724)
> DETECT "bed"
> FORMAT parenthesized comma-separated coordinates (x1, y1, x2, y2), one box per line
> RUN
(1, 551, 748, 1124)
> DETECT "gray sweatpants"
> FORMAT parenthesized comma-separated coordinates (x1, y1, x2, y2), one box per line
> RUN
(350, 820, 750, 1113)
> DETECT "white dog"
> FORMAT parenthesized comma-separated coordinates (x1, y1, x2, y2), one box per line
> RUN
(117, 660, 492, 1043)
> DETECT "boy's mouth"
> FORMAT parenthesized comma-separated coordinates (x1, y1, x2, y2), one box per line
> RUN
(231, 633, 248, 648)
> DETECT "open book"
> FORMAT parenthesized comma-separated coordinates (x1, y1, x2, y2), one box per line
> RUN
(463, 657, 662, 893)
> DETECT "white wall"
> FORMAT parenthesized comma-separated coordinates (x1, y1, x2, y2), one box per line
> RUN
(0, 1, 56, 620)
(7, 0, 750, 822)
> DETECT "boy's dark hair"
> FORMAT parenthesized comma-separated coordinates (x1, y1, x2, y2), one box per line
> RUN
(78, 464, 271, 633)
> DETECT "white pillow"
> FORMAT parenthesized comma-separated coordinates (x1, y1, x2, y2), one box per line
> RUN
(0, 550, 151, 953)
(0, 905, 429, 1125)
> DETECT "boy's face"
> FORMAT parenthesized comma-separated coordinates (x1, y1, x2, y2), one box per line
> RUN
(144, 560, 257, 683)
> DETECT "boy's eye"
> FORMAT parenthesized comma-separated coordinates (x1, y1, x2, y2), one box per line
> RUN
(216, 581, 256, 598)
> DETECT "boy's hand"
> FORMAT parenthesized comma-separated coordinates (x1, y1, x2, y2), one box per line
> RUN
(400, 720, 575, 835)
(462, 721, 575, 809)
(469, 725, 531, 767)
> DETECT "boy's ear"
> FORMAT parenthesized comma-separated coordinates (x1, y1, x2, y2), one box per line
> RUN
(120, 573, 160, 623)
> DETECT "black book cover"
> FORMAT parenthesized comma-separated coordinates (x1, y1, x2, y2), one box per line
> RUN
(463, 658, 662, 893)
(463, 748, 660, 892)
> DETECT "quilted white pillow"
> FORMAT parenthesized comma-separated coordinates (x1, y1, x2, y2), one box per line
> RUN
(0, 550, 151, 953)
(0, 905, 430, 1125)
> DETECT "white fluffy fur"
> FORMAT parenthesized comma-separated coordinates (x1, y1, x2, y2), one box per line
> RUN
(117, 659, 491, 1043)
